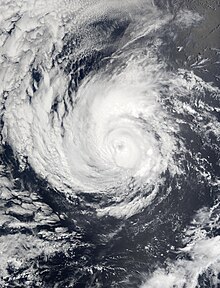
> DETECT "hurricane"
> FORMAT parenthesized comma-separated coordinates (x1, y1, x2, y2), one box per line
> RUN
(0, 0, 220, 287)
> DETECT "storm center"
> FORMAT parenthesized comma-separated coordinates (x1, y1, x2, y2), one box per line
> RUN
(111, 136, 140, 169)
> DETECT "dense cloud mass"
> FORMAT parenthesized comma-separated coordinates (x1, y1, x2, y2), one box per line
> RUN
(0, 0, 220, 287)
